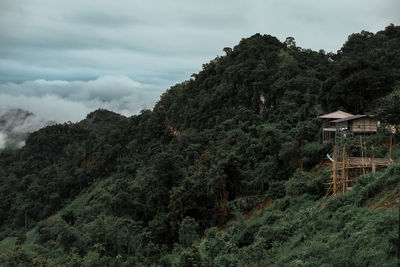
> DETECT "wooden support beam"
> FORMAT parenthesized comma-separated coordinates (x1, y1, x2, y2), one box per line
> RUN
(333, 147, 337, 196)
(342, 145, 346, 193)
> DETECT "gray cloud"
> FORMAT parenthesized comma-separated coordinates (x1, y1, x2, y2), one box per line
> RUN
(0, 75, 163, 122)
(1, 0, 398, 84)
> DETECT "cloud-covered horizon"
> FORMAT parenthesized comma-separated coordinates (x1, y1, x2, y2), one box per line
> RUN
(0, 75, 163, 122)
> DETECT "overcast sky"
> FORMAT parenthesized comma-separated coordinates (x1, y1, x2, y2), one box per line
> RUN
(0, 0, 399, 122)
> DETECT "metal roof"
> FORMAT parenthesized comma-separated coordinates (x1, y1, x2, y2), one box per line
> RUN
(318, 110, 354, 119)
(330, 115, 369, 123)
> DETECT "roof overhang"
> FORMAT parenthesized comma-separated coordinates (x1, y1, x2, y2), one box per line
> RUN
(318, 110, 354, 119)
(330, 115, 371, 123)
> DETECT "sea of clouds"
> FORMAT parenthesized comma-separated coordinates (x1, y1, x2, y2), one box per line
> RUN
(0, 75, 163, 122)
(0, 75, 164, 149)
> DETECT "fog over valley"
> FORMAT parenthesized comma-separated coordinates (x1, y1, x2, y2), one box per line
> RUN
(0, 108, 51, 149)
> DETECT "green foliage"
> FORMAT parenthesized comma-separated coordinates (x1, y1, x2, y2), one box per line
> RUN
(285, 171, 325, 198)
(0, 236, 17, 249)
(375, 87, 400, 133)
(179, 217, 199, 248)
(0, 25, 400, 265)
(177, 246, 202, 267)
(189, 166, 400, 266)
(301, 141, 330, 168)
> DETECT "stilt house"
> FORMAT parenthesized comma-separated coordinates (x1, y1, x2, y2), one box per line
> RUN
(319, 110, 378, 143)
(318, 110, 391, 196)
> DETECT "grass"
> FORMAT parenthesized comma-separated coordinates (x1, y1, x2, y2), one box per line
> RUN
(0, 237, 17, 249)
(23, 228, 38, 248)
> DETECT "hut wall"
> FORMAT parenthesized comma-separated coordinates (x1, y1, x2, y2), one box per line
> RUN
(351, 118, 377, 132)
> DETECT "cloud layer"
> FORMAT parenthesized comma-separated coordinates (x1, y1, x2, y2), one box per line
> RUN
(0, 75, 162, 122)
(1, 0, 399, 84)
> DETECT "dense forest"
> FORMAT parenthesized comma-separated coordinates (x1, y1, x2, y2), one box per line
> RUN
(0, 24, 400, 266)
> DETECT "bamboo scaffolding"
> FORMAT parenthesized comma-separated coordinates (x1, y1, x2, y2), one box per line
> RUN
(328, 135, 393, 196)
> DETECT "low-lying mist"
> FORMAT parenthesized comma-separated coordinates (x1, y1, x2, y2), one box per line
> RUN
(0, 108, 53, 150)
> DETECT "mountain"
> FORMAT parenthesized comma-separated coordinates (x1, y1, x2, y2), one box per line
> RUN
(0, 24, 399, 266)
(0, 108, 53, 150)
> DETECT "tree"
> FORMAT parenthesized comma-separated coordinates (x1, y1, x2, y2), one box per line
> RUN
(179, 217, 199, 248)
(375, 87, 400, 134)
(284, 37, 296, 48)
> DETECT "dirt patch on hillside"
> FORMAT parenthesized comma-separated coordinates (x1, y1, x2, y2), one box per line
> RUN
(367, 190, 400, 210)
(247, 198, 272, 218)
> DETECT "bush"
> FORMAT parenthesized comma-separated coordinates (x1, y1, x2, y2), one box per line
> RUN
(268, 181, 286, 199)
(285, 171, 324, 198)
(301, 142, 330, 169)
(179, 217, 199, 248)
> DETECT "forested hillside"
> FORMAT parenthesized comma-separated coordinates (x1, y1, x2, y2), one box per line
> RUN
(0, 24, 400, 266)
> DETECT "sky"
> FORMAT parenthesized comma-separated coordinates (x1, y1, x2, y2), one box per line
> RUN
(0, 0, 399, 123)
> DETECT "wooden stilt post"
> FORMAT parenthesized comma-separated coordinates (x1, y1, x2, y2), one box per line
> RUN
(360, 136, 366, 175)
(372, 145, 375, 160)
(372, 145, 376, 174)
(333, 146, 337, 196)
(342, 145, 346, 193)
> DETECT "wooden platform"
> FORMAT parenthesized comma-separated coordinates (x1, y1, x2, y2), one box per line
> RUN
(325, 156, 393, 196)
(346, 157, 393, 168)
